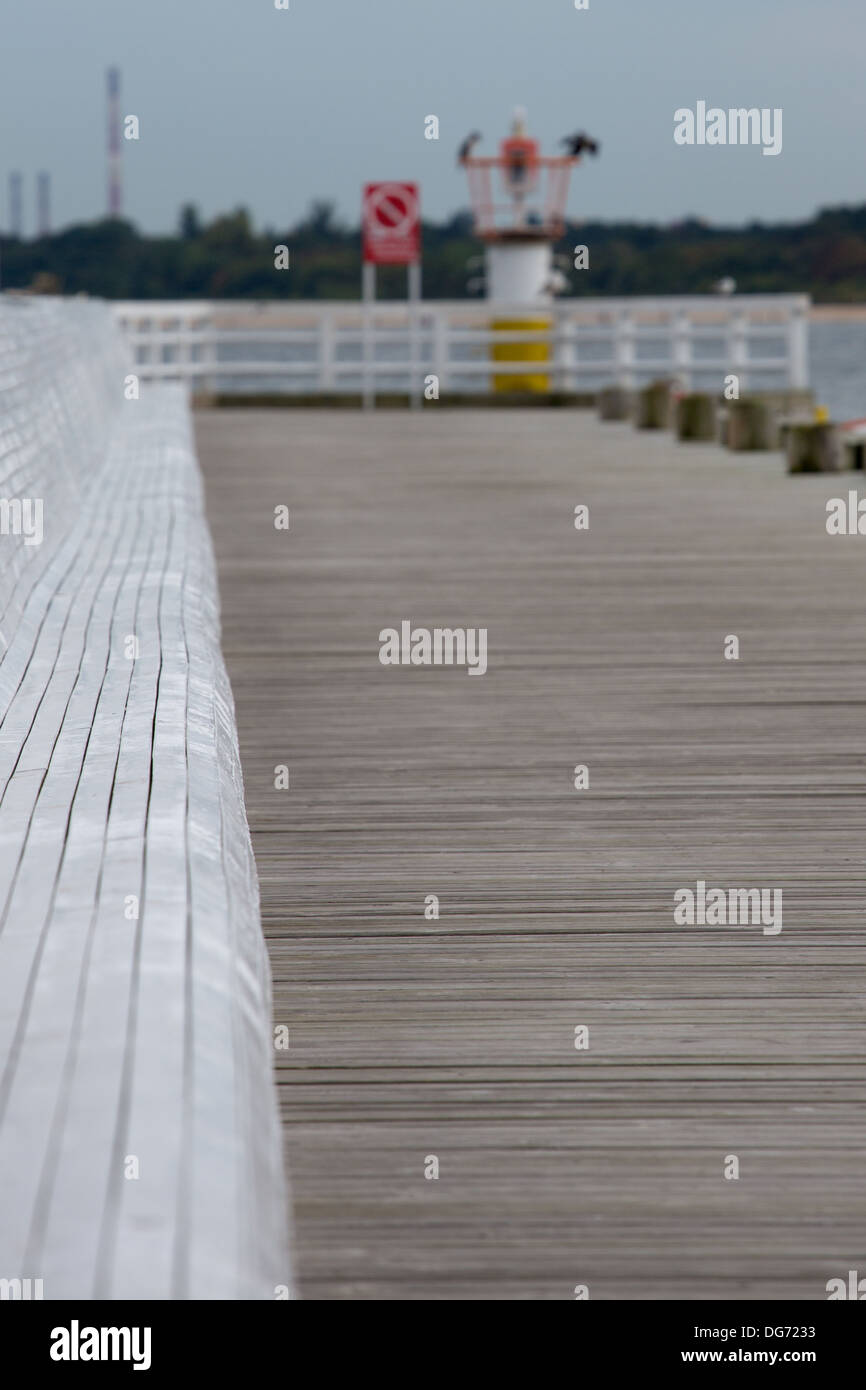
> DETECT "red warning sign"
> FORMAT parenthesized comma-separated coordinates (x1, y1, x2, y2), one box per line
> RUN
(362, 182, 421, 264)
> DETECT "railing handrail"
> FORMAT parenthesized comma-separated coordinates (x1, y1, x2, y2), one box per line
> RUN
(112, 294, 811, 394)
(113, 293, 810, 315)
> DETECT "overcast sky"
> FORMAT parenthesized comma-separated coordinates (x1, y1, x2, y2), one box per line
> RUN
(2, 0, 864, 236)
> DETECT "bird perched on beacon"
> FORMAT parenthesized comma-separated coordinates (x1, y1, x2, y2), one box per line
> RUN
(561, 132, 600, 158)
(457, 132, 483, 164)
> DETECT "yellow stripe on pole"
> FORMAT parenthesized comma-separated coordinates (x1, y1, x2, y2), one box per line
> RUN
(490, 317, 551, 393)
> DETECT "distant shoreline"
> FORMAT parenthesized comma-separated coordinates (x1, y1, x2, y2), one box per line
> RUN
(810, 305, 866, 321)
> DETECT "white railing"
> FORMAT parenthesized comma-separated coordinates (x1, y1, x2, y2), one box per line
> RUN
(113, 295, 810, 396)
(0, 295, 290, 1298)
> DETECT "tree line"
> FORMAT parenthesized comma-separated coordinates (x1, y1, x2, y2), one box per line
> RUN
(2, 200, 866, 301)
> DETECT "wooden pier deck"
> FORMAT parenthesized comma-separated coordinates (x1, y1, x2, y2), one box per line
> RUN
(197, 407, 866, 1301)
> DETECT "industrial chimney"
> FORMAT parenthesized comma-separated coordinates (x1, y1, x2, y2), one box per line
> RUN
(37, 172, 51, 237)
(107, 66, 122, 218)
(9, 171, 23, 238)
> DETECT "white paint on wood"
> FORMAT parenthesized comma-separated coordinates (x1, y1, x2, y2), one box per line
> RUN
(112, 295, 811, 396)
(0, 299, 289, 1300)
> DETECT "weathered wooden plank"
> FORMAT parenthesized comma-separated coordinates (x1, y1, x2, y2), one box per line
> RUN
(198, 406, 866, 1301)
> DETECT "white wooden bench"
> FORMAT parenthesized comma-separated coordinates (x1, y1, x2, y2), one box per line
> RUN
(0, 298, 289, 1299)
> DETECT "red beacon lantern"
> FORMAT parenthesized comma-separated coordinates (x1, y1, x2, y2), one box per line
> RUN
(500, 129, 540, 201)
(460, 108, 584, 250)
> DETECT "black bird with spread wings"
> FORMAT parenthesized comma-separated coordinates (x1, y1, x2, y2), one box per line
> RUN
(457, 132, 483, 164)
(560, 132, 600, 158)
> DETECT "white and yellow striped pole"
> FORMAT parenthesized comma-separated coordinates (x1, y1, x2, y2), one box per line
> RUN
(486, 241, 553, 393)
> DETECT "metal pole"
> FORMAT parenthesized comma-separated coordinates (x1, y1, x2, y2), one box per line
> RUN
(362, 261, 375, 410)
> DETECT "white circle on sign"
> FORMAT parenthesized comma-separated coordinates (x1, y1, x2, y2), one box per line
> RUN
(366, 184, 418, 238)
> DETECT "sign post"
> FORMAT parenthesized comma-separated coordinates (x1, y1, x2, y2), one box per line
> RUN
(407, 259, 422, 412)
(361, 182, 421, 410)
(361, 260, 376, 412)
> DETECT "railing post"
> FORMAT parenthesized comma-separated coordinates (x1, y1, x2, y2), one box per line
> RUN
(432, 308, 449, 398)
(178, 310, 188, 391)
(728, 308, 749, 394)
(789, 301, 809, 389)
(181, 308, 195, 394)
(615, 309, 635, 389)
(555, 308, 577, 394)
(196, 308, 216, 396)
(138, 313, 151, 382)
(672, 308, 692, 392)
(319, 312, 336, 393)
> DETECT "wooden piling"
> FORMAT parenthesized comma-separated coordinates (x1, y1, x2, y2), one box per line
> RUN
(675, 393, 717, 442)
(726, 398, 776, 452)
(634, 379, 672, 430)
(786, 422, 842, 474)
(598, 385, 631, 421)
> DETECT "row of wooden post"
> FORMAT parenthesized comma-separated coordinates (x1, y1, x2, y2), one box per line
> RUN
(597, 381, 862, 474)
